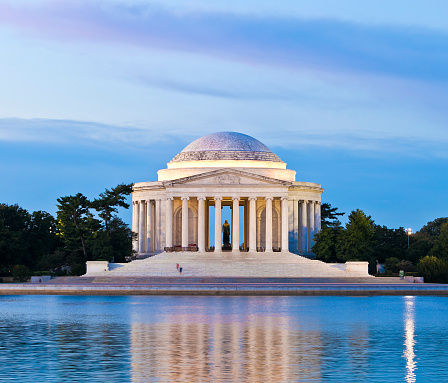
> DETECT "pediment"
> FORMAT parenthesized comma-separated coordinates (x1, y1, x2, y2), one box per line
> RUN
(162, 169, 291, 187)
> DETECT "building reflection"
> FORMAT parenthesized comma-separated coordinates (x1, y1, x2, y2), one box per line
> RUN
(129, 298, 324, 382)
(404, 296, 417, 383)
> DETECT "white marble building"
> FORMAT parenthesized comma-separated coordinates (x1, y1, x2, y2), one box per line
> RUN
(132, 132, 323, 257)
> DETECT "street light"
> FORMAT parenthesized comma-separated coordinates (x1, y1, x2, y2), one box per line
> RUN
(405, 228, 412, 248)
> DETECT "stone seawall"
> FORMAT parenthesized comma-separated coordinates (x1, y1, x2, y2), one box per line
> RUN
(0, 282, 447, 296)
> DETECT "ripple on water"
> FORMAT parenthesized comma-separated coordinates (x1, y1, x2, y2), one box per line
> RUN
(0, 295, 447, 382)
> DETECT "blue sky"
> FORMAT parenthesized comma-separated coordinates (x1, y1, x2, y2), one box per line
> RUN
(1, 0, 447, 232)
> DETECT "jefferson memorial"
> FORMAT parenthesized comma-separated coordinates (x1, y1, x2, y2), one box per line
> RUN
(85, 132, 369, 277)
(132, 132, 321, 256)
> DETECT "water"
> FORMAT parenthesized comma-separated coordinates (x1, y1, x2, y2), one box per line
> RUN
(0, 295, 447, 382)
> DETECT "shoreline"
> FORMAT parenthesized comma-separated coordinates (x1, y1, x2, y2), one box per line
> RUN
(1, 282, 448, 296)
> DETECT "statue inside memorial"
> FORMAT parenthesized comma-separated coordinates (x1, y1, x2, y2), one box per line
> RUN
(222, 220, 231, 250)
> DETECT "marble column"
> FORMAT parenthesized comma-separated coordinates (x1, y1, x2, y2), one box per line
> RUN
(301, 200, 308, 253)
(265, 197, 273, 252)
(132, 201, 139, 252)
(146, 200, 153, 253)
(155, 199, 160, 252)
(309, 201, 315, 251)
(214, 197, 222, 251)
(165, 197, 173, 249)
(249, 197, 257, 252)
(281, 197, 289, 252)
(232, 197, 240, 252)
(181, 197, 189, 250)
(315, 202, 321, 232)
(198, 197, 206, 252)
(139, 200, 146, 253)
(293, 199, 299, 253)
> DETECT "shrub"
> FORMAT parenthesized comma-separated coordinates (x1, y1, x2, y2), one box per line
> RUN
(384, 257, 401, 273)
(417, 256, 448, 283)
(70, 263, 86, 276)
(12, 265, 31, 282)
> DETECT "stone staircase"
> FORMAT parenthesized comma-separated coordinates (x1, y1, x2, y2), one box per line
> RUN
(84, 251, 372, 278)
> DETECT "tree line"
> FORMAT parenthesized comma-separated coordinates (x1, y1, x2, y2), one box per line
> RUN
(0, 183, 134, 278)
(315, 203, 448, 282)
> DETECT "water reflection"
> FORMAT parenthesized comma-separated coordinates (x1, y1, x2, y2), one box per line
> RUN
(129, 306, 314, 382)
(404, 296, 417, 383)
(1, 295, 448, 382)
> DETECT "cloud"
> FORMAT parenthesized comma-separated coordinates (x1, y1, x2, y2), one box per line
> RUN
(1, 1, 448, 82)
(0, 118, 164, 148)
(1, 117, 448, 160)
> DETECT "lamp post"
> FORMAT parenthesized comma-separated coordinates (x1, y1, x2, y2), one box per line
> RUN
(405, 228, 412, 249)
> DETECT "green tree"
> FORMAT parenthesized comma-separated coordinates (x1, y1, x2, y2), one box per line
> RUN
(56, 193, 99, 259)
(28, 211, 61, 269)
(419, 218, 448, 237)
(407, 218, 448, 264)
(312, 224, 343, 262)
(321, 203, 345, 229)
(0, 204, 30, 267)
(384, 257, 401, 273)
(90, 183, 133, 233)
(417, 256, 448, 283)
(429, 222, 448, 260)
(372, 226, 407, 263)
(336, 209, 375, 261)
(91, 217, 134, 262)
(12, 265, 31, 282)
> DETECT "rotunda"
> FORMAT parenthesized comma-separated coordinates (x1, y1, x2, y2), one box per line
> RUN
(132, 132, 323, 256)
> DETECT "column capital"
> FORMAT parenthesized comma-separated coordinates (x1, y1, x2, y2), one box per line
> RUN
(181, 196, 190, 201)
(214, 197, 223, 201)
(232, 197, 240, 202)
(197, 196, 206, 201)
(166, 197, 174, 201)
(265, 197, 273, 201)
(281, 197, 288, 201)
(248, 196, 257, 201)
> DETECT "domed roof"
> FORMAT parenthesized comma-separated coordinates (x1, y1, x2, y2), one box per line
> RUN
(170, 132, 283, 163)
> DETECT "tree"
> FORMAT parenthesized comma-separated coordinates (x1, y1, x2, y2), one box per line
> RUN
(417, 256, 448, 283)
(336, 209, 375, 261)
(28, 211, 61, 269)
(321, 203, 345, 229)
(407, 218, 448, 264)
(429, 222, 448, 260)
(11, 265, 31, 282)
(372, 226, 407, 263)
(312, 224, 343, 262)
(90, 183, 133, 233)
(0, 204, 30, 267)
(91, 217, 134, 262)
(419, 218, 448, 237)
(56, 193, 98, 259)
(384, 257, 401, 273)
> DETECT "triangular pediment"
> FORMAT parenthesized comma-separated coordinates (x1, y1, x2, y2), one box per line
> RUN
(162, 168, 291, 187)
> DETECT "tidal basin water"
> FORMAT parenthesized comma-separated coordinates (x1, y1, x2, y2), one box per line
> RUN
(0, 295, 447, 382)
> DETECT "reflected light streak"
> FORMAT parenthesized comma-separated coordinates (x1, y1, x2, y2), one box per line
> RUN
(404, 296, 416, 383)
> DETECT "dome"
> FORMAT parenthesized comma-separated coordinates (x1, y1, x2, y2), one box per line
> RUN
(170, 132, 283, 163)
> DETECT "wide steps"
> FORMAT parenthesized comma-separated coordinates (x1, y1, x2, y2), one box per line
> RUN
(85, 251, 371, 278)
(90, 276, 406, 284)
